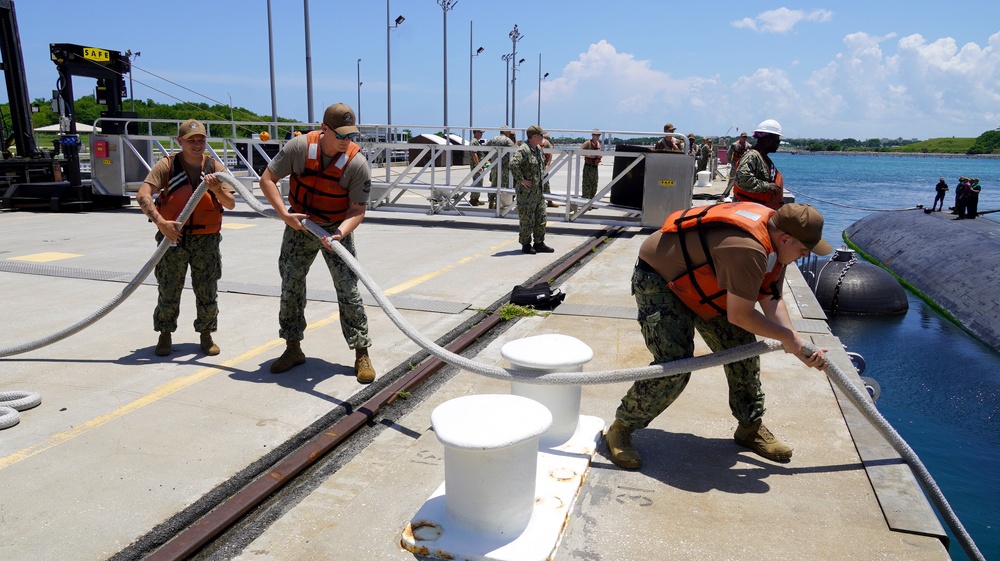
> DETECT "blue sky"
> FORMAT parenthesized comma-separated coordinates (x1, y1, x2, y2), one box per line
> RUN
(8, 1, 1000, 139)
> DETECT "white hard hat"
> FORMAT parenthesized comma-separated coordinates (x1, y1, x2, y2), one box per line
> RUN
(754, 119, 783, 137)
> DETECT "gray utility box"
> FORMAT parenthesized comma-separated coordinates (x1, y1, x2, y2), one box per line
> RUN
(641, 151, 695, 227)
(90, 134, 151, 196)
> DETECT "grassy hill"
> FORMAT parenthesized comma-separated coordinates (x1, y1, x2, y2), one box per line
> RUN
(891, 137, 977, 154)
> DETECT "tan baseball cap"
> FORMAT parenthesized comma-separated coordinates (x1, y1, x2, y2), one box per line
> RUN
(775, 203, 833, 256)
(178, 119, 207, 139)
(664, 123, 676, 132)
(323, 103, 359, 135)
(526, 125, 545, 137)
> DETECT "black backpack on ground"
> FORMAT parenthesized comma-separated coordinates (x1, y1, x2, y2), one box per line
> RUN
(510, 282, 566, 310)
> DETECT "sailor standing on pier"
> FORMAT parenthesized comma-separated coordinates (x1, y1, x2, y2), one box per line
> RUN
(511, 125, 554, 254)
(258, 103, 377, 384)
(606, 202, 832, 469)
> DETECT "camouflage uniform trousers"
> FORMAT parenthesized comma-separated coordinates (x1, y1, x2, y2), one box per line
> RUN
(582, 162, 599, 200)
(487, 165, 509, 206)
(469, 145, 488, 204)
(277, 225, 371, 350)
(469, 169, 486, 204)
(615, 266, 765, 429)
(153, 232, 222, 334)
(515, 184, 547, 245)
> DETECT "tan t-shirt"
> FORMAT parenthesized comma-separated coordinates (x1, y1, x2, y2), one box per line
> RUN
(638, 226, 784, 302)
(142, 155, 230, 194)
(266, 134, 372, 205)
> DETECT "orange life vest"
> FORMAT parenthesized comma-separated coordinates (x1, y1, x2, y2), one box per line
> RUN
(733, 149, 784, 209)
(288, 130, 361, 223)
(155, 154, 223, 235)
(729, 140, 749, 169)
(660, 202, 784, 320)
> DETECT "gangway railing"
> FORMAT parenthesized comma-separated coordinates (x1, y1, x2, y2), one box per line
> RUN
(89, 118, 692, 225)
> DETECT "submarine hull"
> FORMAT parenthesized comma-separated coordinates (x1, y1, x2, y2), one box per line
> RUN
(844, 209, 1000, 352)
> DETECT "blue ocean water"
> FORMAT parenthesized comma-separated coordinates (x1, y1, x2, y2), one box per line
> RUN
(775, 152, 999, 561)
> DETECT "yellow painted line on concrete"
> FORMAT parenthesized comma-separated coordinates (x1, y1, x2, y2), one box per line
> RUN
(222, 223, 256, 230)
(382, 237, 517, 295)
(0, 237, 513, 470)
(0, 316, 336, 471)
(7, 252, 82, 263)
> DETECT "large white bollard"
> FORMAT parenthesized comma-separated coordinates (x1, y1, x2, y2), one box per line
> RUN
(501, 334, 594, 448)
(431, 394, 552, 536)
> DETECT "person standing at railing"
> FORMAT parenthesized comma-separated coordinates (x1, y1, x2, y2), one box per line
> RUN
(733, 119, 785, 209)
(580, 129, 602, 202)
(137, 119, 235, 358)
(257, 102, 377, 384)
(723, 132, 751, 197)
(653, 123, 683, 152)
(468, 129, 487, 207)
(511, 125, 554, 255)
(485, 126, 516, 210)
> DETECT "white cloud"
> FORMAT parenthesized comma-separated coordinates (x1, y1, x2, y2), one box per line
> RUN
(536, 29, 1000, 139)
(731, 8, 834, 34)
(540, 40, 693, 130)
(795, 30, 1000, 137)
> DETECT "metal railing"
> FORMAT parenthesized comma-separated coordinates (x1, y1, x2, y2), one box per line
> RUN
(90, 118, 691, 224)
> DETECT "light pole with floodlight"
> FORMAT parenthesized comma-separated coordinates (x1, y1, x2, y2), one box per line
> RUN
(387, 3, 404, 138)
(469, 21, 483, 138)
(537, 53, 548, 125)
(501, 53, 513, 125)
(357, 58, 362, 124)
(508, 25, 523, 129)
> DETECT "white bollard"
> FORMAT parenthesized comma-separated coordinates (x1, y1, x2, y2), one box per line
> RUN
(501, 334, 594, 448)
(430, 394, 552, 536)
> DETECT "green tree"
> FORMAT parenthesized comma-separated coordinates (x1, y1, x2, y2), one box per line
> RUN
(967, 130, 1000, 155)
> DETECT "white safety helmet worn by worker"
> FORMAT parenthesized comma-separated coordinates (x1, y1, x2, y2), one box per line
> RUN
(753, 119, 783, 138)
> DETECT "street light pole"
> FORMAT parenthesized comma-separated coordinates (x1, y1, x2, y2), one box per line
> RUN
(387, 3, 404, 139)
(501, 53, 513, 125)
(469, 21, 483, 139)
(226, 91, 234, 138)
(125, 50, 140, 112)
(508, 24, 523, 130)
(266, 0, 278, 137)
(438, 0, 456, 141)
(303, 0, 314, 123)
(512, 57, 524, 129)
(357, 58, 362, 123)
(537, 53, 548, 125)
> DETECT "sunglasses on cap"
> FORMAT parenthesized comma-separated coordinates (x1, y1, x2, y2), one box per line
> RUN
(334, 131, 361, 141)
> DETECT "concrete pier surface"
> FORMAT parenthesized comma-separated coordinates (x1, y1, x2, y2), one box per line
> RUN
(0, 167, 950, 560)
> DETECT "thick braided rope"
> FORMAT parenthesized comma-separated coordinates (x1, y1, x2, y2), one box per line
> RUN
(0, 180, 211, 358)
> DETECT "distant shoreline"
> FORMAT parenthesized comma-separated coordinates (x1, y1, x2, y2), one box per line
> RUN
(780, 150, 1000, 159)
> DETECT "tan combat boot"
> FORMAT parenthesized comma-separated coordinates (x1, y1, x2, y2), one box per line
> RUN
(734, 419, 793, 461)
(155, 332, 172, 356)
(605, 420, 642, 469)
(200, 331, 220, 356)
(270, 340, 306, 374)
(354, 348, 376, 384)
